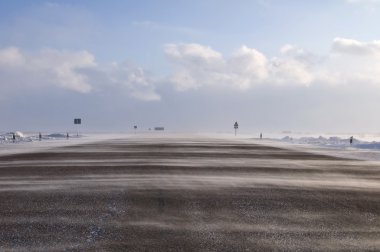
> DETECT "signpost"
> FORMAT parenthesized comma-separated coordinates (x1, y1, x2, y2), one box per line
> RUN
(74, 118, 81, 137)
(134, 125, 137, 134)
(234, 121, 238, 136)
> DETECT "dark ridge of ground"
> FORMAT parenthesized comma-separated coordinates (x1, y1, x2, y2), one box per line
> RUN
(0, 137, 379, 251)
(0, 142, 348, 162)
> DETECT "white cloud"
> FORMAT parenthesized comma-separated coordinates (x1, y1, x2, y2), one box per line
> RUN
(0, 47, 160, 100)
(165, 43, 315, 90)
(0, 47, 95, 93)
(165, 43, 272, 90)
(332, 37, 380, 55)
(165, 43, 226, 90)
(325, 38, 380, 85)
(165, 39, 380, 91)
(3, 38, 380, 101)
(270, 57, 314, 86)
(269, 44, 316, 86)
(165, 43, 224, 66)
(229, 46, 268, 80)
(0, 47, 25, 66)
(99, 62, 160, 101)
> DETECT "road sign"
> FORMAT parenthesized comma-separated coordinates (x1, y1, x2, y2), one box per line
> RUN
(234, 121, 238, 136)
(74, 118, 81, 125)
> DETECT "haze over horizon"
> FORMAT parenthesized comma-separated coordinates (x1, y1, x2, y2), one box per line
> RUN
(1, 0, 380, 133)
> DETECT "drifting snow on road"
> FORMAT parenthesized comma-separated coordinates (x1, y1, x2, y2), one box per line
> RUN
(0, 135, 380, 251)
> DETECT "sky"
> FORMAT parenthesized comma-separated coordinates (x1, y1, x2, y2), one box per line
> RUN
(1, 0, 380, 133)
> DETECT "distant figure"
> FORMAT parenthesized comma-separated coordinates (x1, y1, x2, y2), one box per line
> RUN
(39, 132, 42, 141)
(350, 136, 353, 145)
(66, 132, 69, 139)
(12, 133, 16, 143)
(260, 133, 262, 139)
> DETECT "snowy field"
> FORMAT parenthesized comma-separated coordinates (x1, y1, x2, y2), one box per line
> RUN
(0, 134, 380, 251)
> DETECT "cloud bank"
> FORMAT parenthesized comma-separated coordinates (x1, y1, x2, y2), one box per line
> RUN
(1, 37, 380, 101)
(0, 47, 160, 101)
(165, 38, 380, 90)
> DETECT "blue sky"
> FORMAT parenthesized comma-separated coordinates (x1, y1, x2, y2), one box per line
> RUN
(1, 0, 380, 133)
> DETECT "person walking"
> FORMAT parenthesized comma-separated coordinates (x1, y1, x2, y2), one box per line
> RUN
(350, 136, 353, 145)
